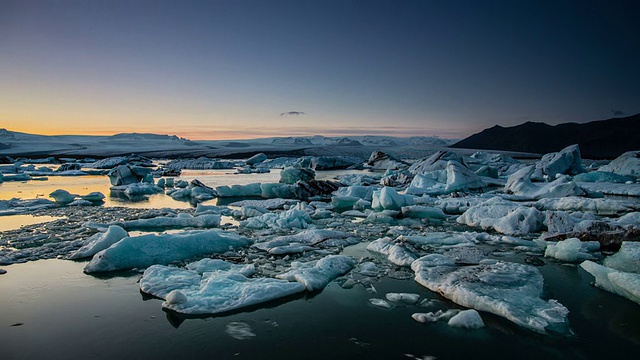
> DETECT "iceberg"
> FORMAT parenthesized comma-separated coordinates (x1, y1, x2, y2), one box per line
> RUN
(505, 166, 586, 199)
(603, 242, 640, 273)
(456, 197, 546, 235)
(412, 258, 570, 334)
(599, 150, 640, 177)
(447, 309, 485, 329)
(245, 153, 267, 166)
(279, 166, 315, 184)
(84, 229, 253, 273)
(580, 260, 640, 305)
(366, 238, 417, 267)
(535, 144, 585, 178)
(401, 205, 446, 219)
(68, 225, 128, 260)
(253, 229, 357, 252)
(534, 197, 640, 216)
(240, 208, 312, 230)
(216, 183, 262, 197)
(366, 151, 408, 170)
(409, 151, 467, 174)
(372, 187, 415, 211)
(276, 255, 356, 291)
(544, 238, 596, 262)
(116, 213, 221, 230)
(49, 189, 77, 203)
(140, 260, 305, 315)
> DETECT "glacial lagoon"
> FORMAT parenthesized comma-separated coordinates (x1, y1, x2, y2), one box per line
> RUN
(1, 153, 640, 359)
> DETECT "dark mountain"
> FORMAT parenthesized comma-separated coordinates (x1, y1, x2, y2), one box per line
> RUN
(450, 114, 640, 159)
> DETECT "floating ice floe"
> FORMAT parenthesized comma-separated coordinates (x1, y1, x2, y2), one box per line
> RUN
(140, 259, 304, 315)
(412, 258, 570, 334)
(366, 151, 408, 170)
(113, 213, 222, 231)
(603, 242, 640, 273)
(240, 208, 312, 230)
(276, 255, 356, 291)
(68, 225, 129, 259)
(216, 183, 262, 197)
(0, 198, 56, 215)
(84, 229, 253, 273)
(456, 197, 546, 235)
(505, 166, 586, 199)
(409, 151, 467, 174)
(385, 293, 420, 304)
(573, 171, 635, 183)
(447, 309, 485, 329)
(279, 166, 315, 184)
(253, 229, 358, 253)
(534, 144, 585, 178)
(535, 197, 640, 216)
(543, 238, 598, 262)
(367, 238, 417, 267)
(574, 181, 640, 197)
(372, 187, 415, 211)
(49, 189, 78, 203)
(166, 180, 216, 201)
(412, 309, 460, 323)
(164, 157, 236, 171)
(228, 198, 299, 210)
(245, 153, 267, 166)
(580, 260, 640, 305)
(599, 150, 640, 177)
(107, 165, 153, 186)
(369, 298, 392, 308)
(401, 205, 446, 219)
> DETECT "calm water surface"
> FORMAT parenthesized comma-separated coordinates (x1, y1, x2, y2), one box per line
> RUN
(1, 169, 639, 359)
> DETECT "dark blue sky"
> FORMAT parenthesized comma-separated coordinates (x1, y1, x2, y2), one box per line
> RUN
(2, 0, 639, 139)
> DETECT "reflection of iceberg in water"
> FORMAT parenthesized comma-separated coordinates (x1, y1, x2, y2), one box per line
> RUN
(109, 189, 151, 203)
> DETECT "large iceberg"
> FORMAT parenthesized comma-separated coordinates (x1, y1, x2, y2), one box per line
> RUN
(534, 144, 585, 178)
(140, 259, 305, 315)
(599, 150, 640, 177)
(84, 230, 253, 273)
(367, 237, 418, 267)
(412, 258, 570, 334)
(505, 166, 586, 199)
(456, 197, 546, 235)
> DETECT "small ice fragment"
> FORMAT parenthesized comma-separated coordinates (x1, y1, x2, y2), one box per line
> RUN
(369, 298, 391, 309)
(447, 309, 485, 329)
(385, 293, 420, 304)
(165, 290, 188, 305)
(225, 322, 256, 340)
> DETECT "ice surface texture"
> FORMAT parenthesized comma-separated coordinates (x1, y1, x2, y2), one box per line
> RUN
(84, 230, 253, 273)
(412, 258, 570, 334)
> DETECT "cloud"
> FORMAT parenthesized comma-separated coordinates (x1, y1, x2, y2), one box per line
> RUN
(280, 111, 305, 116)
(611, 109, 624, 116)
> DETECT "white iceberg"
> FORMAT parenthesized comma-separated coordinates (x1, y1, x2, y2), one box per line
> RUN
(412, 258, 570, 334)
(366, 238, 417, 267)
(447, 309, 485, 329)
(544, 238, 596, 262)
(456, 197, 546, 235)
(69, 225, 128, 260)
(599, 150, 640, 177)
(580, 260, 640, 305)
(603, 242, 640, 273)
(276, 255, 356, 291)
(84, 230, 253, 273)
(140, 260, 304, 315)
(240, 208, 312, 230)
(372, 187, 415, 211)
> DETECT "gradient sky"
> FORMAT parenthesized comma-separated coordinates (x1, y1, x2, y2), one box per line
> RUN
(2, 0, 639, 140)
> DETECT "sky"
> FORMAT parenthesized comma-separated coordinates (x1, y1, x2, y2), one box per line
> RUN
(2, 0, 639, 140)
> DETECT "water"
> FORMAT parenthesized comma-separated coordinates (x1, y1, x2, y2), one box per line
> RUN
(1, 169, 640, 359)
(1, 258, 638, 360)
